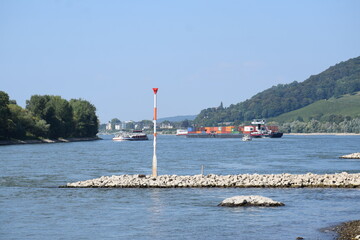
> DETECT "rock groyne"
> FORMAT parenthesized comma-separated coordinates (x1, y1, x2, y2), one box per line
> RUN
(333, 220, 360, 240)
(63, 172, 360, 188)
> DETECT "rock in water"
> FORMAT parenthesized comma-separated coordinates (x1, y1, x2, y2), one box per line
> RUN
(340, 153, 360, 159)
(218, 195, 285, 207)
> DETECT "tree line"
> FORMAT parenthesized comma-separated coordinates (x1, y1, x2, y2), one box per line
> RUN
(194, 56, 360, 126)
(278, 118, 360, 133)
(0, 91, 99, 140)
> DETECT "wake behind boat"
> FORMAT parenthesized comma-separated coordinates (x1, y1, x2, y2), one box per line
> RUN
(112, 130, 149, 141)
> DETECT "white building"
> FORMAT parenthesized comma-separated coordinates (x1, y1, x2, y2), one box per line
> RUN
(106, 122, 112, 130)
(160, 123, 174, 129)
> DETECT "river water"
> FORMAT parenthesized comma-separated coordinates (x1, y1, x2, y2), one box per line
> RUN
(1, 135, 360, 239)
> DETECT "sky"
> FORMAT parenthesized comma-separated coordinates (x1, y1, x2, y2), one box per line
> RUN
(1, 0, 359, 123)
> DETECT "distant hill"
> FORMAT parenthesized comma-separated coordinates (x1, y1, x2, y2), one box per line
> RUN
(271, 92, 360, 123)
(158, 115, 197, 123)
(194, 56, 360, 126)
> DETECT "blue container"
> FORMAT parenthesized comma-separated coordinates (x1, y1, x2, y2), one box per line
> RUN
(188, 127, 194, 132)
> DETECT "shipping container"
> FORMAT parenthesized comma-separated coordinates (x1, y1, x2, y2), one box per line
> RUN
(225, 126, 234, 131)
(268, 126, 279, 132)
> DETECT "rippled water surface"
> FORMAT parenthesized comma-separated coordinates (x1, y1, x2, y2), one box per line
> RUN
(1, 135, 360, 239)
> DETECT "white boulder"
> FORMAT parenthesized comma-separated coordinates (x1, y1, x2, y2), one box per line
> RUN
(340, 153, 360, 159)
(218, 195, 285, 207)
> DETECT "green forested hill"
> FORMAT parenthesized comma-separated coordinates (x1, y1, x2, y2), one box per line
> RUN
(194, 56, 360, 126)
(271, 92, 360, 123)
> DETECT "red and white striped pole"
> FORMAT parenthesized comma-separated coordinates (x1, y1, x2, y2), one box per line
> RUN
(152, 88, 158, 177)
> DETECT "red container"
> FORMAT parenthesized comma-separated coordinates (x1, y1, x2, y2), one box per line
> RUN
(268, 126, 279, 132)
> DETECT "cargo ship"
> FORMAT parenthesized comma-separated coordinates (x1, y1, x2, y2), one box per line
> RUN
(185, 119, 283, 138)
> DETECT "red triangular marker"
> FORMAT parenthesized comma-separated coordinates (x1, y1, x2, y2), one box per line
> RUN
(153, 88, 158, 94)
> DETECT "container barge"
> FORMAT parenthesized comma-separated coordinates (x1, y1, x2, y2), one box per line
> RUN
(185, 119, 283, 138)
(186, 132, 243, 138)
(186, 126, 243, 138)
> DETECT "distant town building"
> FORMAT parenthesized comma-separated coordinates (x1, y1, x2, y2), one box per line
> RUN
(106, 122, 112, 130)
(160, 123, 174, 129)
(121, 120, 135, 129)
(115, 124, 121, 130)
(143, 125, 151, 130)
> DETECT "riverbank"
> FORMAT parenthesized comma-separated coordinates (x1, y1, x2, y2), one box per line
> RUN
(0, 136, 102, 146)
(285, 133, 360, 136)
(62, 172, 360, 188)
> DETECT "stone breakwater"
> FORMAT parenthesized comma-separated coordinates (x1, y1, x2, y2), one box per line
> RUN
(340, 153, 360, 159)
(63, 172, 360, 188)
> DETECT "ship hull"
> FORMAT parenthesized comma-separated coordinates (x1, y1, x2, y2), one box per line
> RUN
(186, 133, 243, 138)
(113, 137, 148, 141)
(251, 132, 283, 138)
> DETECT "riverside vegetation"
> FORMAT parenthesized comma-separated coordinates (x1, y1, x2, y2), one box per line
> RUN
(0, 91, 99, 140)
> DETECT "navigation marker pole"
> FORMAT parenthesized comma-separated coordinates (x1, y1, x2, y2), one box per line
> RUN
(152, 88, 158, 177)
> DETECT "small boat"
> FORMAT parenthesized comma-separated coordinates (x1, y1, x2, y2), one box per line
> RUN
(113, 130, 148, 141)
(176, 129, 188, 136)
(242, 134, 252, 141)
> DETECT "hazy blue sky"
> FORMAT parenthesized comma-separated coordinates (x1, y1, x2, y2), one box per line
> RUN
(1, 0, 359, 123)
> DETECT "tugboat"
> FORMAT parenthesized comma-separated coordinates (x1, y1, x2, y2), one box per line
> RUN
(113, 130, 149, 141)
(247, 119, 283, 138)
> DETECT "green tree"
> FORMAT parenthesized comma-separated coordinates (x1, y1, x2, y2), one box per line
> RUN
(0, 91, 11, 139)
(180, 119, 191, 128)
(8, 104, 31, 138)
(47, 96, 74, 138)
(110, 118, 121, 129)
(26, 95, 51, 119)
(69, 99, 99, 137)
(8, 103, 50, 139)
(31, 119, 50, 138)
(27, 95, 75, 138)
